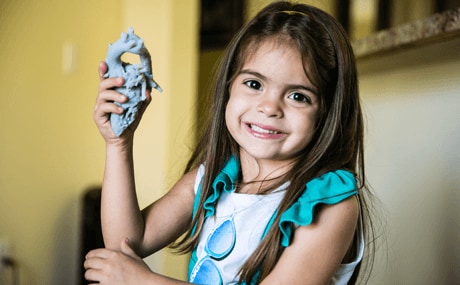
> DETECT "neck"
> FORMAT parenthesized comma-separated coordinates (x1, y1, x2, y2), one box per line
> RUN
(237, 151, 294, 194)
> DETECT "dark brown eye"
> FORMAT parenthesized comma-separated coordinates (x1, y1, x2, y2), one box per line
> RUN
(244, 80, 262, 90)
(288, 92, 311, 104)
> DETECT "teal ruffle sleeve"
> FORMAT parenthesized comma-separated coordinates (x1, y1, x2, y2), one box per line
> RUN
(190, 156, 239, 236)
(278, 170, 358, 247)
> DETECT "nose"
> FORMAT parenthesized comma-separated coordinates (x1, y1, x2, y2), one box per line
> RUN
(257, 95, 283, 118)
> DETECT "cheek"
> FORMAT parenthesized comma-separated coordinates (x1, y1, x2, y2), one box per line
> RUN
(294, 112, 318, 141)
(225, 105, 241, 136)
(224, 103, 231, 128)
(224, 84, 235, 126)
(225, 97, 237, 132)
(225, 89, 243, 124)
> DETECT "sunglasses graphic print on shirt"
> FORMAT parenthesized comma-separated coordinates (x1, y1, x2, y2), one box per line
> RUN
(189, 215, 237, 285)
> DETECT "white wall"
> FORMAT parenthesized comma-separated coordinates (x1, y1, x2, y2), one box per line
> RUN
(359, 38, 460, 284)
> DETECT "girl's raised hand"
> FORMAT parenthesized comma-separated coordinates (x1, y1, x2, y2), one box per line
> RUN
(93, 61, 152, 145)
(84, 238, 153, 285)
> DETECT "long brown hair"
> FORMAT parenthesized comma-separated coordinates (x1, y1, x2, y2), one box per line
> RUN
(173, 1, 376, 283)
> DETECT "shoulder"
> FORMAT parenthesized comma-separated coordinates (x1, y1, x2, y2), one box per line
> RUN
(303, 169, 357, 201)
(302, 173, 360, 230)
(308, 195, 359, 232)
(278, 170, 358, 247)
(262, 196, 359, 284)
(166, 167, 200, 200)
(176, 167, 201, 190)
(293, 196, 359, 257)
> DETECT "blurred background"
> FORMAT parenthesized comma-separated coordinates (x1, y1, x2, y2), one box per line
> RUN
(0, 0, 458, 284)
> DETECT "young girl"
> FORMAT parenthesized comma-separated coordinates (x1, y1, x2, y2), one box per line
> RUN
(84, 1, 375, 284)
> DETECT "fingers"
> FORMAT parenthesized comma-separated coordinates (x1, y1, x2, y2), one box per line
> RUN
(85, 248, 111, 260)
(98, 61, 108, 80)
(96, 88, 127, 108)
(84, 245, 139, 284)
(95, 76, 126, 121)
(84, 249, 108, 284)
(95, 61, 154, 140)
(85, 266, 105, 285)
(96, 64, 126, 113)
(84, 248, 122, 283)
(84, 257, 103, 272)
(136, 90, 151, 114)
(98, 76, 124, 93)
(93, 90, 126, 127)
(144, 89, 152, 104)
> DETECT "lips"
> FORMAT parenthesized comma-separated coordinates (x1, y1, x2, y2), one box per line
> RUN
(245, 123, 285, 138)
(249, 124, 281, 134)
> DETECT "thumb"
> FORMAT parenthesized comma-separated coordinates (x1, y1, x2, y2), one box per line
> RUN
(121, 238, 138, 258)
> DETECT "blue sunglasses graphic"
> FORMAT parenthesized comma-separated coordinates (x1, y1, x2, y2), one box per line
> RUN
(190, 216, 237, 285)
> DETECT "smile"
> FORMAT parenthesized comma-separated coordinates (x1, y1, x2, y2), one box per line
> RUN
(244, 123, 286, 140)
(249, 124, 281, 134)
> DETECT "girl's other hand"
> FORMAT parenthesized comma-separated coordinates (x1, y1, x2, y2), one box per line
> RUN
(93, 61, 152, 146)
(84, 238, 152, 285)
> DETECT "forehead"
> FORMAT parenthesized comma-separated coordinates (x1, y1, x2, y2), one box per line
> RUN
(238, 37, 315, 84)
(243, 36, 300, 63)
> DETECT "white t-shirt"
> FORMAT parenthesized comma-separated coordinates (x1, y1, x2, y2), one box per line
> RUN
(189, 165, 364, 285)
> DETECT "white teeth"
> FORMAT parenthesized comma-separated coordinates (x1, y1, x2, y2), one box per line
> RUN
(250, 124, 280, 134)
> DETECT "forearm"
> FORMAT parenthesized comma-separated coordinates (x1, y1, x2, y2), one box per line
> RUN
(101, 142, 144, 251)
(84, 239, 194, 285)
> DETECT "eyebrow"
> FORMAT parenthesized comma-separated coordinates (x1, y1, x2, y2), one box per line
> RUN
(238, 69, 318, 95)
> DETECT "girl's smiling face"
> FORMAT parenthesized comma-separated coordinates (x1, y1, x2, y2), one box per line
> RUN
(225, 39, 319, 165)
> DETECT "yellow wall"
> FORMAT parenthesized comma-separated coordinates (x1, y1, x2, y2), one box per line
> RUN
(0, 0, 198, 283)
